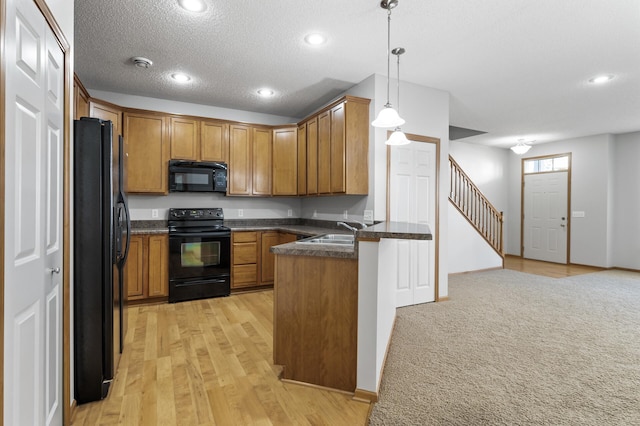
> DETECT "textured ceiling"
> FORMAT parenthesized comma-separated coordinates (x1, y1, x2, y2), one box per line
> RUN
(74, 0, 640, 148)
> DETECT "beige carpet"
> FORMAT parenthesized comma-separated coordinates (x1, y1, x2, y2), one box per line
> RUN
(368, 269, 640, 425)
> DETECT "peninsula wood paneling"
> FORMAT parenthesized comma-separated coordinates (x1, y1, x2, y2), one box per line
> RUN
(274, 255, 358, 392)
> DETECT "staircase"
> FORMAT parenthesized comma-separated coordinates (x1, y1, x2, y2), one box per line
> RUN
(449, 156, 504, 258)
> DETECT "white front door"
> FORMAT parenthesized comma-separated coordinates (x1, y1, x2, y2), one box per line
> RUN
(523, 171, 568, 264)
(4, 0, 65, 423)
(389, 141, 436, 306)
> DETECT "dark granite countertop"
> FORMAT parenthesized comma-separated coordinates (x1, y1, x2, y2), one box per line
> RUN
(357, 221, 432, 240)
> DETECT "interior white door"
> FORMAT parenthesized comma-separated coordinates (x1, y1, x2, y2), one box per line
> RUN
(4, 0, 64, 424)
(523, 171, 568, 264)
(389, 141, 436, 307)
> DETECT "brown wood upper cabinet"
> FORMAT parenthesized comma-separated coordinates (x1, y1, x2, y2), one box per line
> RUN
(123, 111, 169, 194)
(300, 96, 370, 195)
(73, 74, 90, 120)
(272, 127, 298, 196)
(228, 124, 273, 196)
(90, 100, 122, 137)
(170, 117, 228, 163)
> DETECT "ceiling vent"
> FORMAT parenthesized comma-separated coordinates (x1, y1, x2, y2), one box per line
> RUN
(131, 57, 153, 68)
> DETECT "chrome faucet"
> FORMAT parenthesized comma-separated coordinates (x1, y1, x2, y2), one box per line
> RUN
(352, 220, 367, 229)
(337, 221, 358, 233)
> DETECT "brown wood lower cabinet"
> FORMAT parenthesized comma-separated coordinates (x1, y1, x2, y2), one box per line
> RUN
(274, 254, 358, 392)
(125, 234, 169, 302)
(232, 230, 300, 289)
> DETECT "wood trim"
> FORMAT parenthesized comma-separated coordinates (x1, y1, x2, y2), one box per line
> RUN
(74, 73, 90, 100)
(519, 152, 572, 264)
(448, 266, 503, 276)
(353, 389, 378, 403)
(0, 0, 6, 420)
(385, 132, 441, 301)
(279, 378, 357, 397)
(295, 95, 371, 127)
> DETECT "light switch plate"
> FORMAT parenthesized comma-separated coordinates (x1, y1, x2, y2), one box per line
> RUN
(151, 209, 158, 218)
(363, 210, 374, 224)
(238, 209, 243, 217)
(572, 211, 585, 218)
(287, 209, 292, 217)
(313, 210, 317, 218)
(343, 210, 349, 219)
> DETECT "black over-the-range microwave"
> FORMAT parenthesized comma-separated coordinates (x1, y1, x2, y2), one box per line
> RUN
(169, 160, 228, 193)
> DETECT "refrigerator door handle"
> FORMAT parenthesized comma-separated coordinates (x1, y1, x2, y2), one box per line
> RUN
(121, 193, 131, 267)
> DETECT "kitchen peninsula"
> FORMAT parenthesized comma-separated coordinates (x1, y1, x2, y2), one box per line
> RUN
(271, 221, 432, 401)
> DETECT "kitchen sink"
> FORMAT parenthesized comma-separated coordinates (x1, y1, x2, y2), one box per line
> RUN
(296, 233, 355, 245)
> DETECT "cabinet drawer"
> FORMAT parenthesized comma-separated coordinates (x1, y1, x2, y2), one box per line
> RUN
(233, 231, 258, 243)
(233, 242, 257, 264)
(232, 265, 257, 287)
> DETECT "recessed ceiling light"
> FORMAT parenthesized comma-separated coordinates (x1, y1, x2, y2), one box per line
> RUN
(257, 88, 274, 97)
(178, 0, 206, 12)
(171, 73, 191, 83)
(304, 33, 326, 45)
(588, 74, 615, 84)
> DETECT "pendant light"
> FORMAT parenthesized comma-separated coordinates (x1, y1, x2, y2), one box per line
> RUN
(372, 0, 405, 128)
(386, 47, 410, 145)
(510, 139, 532, 155)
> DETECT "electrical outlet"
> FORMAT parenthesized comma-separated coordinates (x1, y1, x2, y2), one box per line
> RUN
(151, 209, 159, 218)
(238, 209, 243, 217)
(287, 209, 293, 217)
(343, 210, 348, 219)
(313, 210, 317, 218)
(363, 209, 374, 224)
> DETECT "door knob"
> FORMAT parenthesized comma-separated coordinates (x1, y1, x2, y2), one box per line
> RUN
(46, 267, 61, 274)
(560, 224, 566, 228)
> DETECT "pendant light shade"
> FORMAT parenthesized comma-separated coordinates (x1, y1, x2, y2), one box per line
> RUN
(373, 105, 405, 128)
(510, 139, 532, 155)
(372, 0, 405, 128)
(386, 127, 410, 145)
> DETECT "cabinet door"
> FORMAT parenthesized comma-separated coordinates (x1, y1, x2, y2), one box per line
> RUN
(125, 235, 144, 300)
(273, 127, 297, 196)
(228, 124, 252, 195)
(306, 117, 318, 195)
(279, 233, 298, 244)
(297, 124, 307, 195)
(201, 119, 228, 162)
(123, 112, 168, 193)
(170, 117, 199, 160)
(317, 111, 331, 194)
(330, 103, 346, 193)
(90, 101, 122, 136)
(74, 78, 90, 120)
(253, 127, 272, 195)
(260, 232, 280, 284)
(147, 235, 169, 297)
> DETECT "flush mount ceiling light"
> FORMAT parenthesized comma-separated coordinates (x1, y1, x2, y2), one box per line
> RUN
(257, 88, 275, 97)
(372, 0, 405, 129)
(510, 139, 533, 155)
(171, 72, 191, 83)
(588, 74, 615, 84)
(131, 57, 153, 68)
(178, 0, 206, 12)
(304, 33, 326, 45)
(386, 47, 410, 145)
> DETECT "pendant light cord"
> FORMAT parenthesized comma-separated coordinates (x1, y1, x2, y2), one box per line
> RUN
(396, 48, 400, 115)
(386, 8, 392, 107)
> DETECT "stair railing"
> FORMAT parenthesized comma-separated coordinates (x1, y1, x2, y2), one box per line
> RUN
(449, 156, 504, 258)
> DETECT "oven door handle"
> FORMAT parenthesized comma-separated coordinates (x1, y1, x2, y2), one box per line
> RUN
(169, 231, 231, 238)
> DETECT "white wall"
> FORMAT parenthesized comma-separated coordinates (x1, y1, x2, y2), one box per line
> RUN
(507, 134, 614, 267)
(612, 131, 640, 269)
(448, 140, 508, 273)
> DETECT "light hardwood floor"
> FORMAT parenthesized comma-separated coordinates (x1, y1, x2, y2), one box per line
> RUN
(504, 255, 605, 278)
(72, 258, 603, 425)
(71, 290, 370, 425)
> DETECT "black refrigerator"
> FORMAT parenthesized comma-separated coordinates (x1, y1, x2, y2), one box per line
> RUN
(73, 117, 131, 404)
